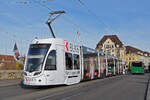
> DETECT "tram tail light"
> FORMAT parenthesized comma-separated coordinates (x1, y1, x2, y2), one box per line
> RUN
(86, 73, 90, 77)
(94, 72, 97, 76)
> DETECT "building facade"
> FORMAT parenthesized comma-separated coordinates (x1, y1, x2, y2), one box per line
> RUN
(143, 51, 150, 71)
(125, 46, 145, 68)
(0, 55, 16, 70)
(96, 35, 126, 60)
(96, 35, 150, 70)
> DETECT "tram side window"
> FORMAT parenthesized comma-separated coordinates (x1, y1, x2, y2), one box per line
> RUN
(45, 50, 56, 70)
(74, 54, 80, 69)
(94, 56, 98, 70)
(84, 58, 89, 71)
(65, 53, 73, 70)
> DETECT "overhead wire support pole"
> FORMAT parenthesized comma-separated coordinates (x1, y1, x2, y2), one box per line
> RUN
(105, 54, 108, 77)
(113, 57, 116, 75)
(46, 10, 66, 38)
(32, 0, 96, 44)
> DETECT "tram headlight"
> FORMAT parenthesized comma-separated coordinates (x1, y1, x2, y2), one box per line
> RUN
(34, 72, 41, 76)
(39, 79, 41, 82)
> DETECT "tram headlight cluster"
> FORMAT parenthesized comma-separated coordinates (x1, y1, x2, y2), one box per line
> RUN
(31, 78, 36, 82)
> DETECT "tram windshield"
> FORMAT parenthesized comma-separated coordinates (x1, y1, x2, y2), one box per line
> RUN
(25, 44, 50, 72)
(132, 62, 142, 67)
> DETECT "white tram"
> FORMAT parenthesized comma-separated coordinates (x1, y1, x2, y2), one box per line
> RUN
(23, 38, 125, 86)
(23, 38, 81, 86)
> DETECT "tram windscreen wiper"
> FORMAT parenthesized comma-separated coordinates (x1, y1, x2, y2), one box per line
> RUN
(28, 62, 43, 72)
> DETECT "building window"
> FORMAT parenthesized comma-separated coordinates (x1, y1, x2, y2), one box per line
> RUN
(133, 58, 134, 60)
(65, 53, 73, 70)
(129, 57, 131, 60)
(106, 45, 111, 48)
(106, 50, 111, 55)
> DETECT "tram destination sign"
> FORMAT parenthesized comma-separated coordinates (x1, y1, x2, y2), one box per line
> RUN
(30, 44, 50, 49)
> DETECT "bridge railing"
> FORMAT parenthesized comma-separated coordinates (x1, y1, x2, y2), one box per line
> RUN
(0, 70, 23, 80)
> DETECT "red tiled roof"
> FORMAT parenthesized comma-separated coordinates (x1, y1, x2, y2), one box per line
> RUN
(143, 51, 150, 54)
(125, 46, 143, 54)
(0, 55, 15, 61)
(143, 51, 150, 56)
(96, 35, 123, 49)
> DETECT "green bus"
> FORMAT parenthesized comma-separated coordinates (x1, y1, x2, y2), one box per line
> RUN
(130, 61, 144, 74)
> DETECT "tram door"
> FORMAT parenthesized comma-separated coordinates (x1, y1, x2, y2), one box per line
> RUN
(44, 45, 65, 85)
(64, 52, 80, 85)
(100, 56, 104, 78)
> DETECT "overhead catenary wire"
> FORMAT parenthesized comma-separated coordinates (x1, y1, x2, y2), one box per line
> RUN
(0, 0, 52, 55)
(17, 0, 55, 40)
(1, 32, 31, 55)
(62, 15, 94, 44)
(77, 0, 128, 49)
(15, 0, 104, 48)
(28, 0, 97, 46)
(32, 0, 53, 11)
(14, 0, 101, 48)
(77, 0, 116, 34)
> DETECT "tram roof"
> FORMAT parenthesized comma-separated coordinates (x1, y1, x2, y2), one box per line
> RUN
(82, 46, 104, 55)
(82, 46, 98, 54)
(31, 38, 64, 44)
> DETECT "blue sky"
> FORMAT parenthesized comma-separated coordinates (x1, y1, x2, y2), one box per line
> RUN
(0, 0, 150, 55)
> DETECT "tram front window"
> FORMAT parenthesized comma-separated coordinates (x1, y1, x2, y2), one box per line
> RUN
(25, 44, 50, 72)
(132, 62, 142, 67)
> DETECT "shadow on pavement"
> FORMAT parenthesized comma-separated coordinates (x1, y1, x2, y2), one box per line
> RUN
(19, 80, 66, 90)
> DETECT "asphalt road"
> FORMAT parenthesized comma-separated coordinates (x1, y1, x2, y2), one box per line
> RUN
(0, 74, 150, 100)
